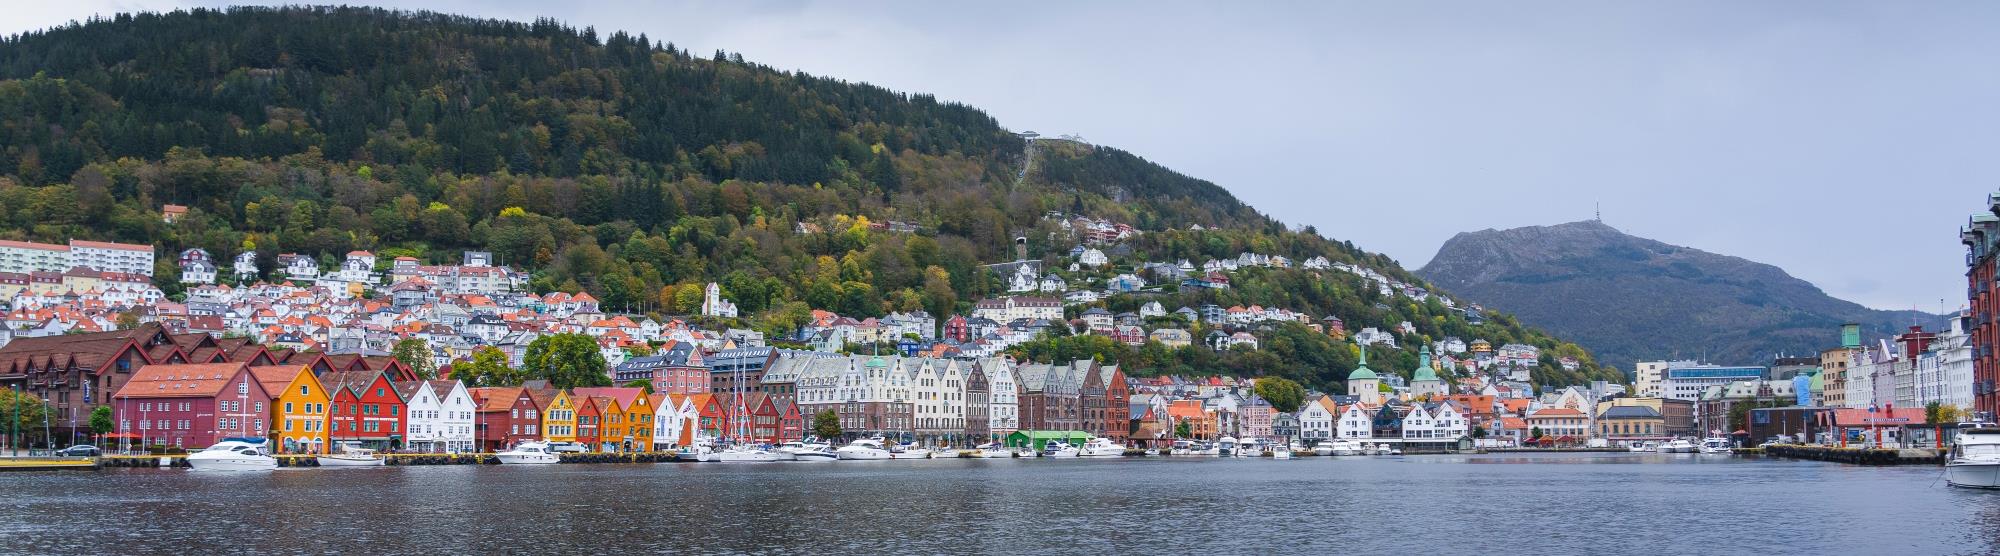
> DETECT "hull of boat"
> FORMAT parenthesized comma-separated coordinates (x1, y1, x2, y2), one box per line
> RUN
(793, 452, 838, 462)
(1948, 461, 2000, 489)
(836, 448, 891, 460)
(315, 456, 386, 467)
(715, 451, 782, 463)
(973, 450, 1012, 459)
(1273, 450, 1293, 459)
(187, 456, 278, 471)
(889, 450, 933, 459)
(494, 453, 560, 464)
(1044, 449, 1079, 458)
(1312, 447, 1335, 456)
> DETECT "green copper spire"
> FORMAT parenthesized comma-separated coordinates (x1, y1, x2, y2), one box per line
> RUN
(1348, 345, 1377, 381)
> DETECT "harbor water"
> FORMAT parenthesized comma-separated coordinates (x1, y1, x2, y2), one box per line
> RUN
(1, 452, 1988, 554)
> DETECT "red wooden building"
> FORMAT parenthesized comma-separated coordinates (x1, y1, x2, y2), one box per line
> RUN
(110, 362, 274, 449)
(470, 386, 541, 451)
(322, 370, 409, 450)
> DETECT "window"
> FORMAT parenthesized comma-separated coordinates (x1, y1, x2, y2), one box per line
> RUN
(239, 380, 248, 395)
(300, 386, 308, 396)
(285, 402, 294, 413)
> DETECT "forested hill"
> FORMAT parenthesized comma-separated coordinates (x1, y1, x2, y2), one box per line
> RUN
(0, 6, 1623, 390)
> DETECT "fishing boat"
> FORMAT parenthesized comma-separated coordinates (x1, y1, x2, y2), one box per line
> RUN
(1042, 441, 1080, 458)
(1658, 439, 1697, 453)
(494, 441, 561, 464)
(713, 444, 783, 463)
(1077, 437, 1125, 457)
(889, 442, 934, 459)
(1696, 436, 1728, 454)
(972, 442, 1013, 459)
(315, 443, 386, 467)
(836, 438, 892, 460)
(1946, 428, 2000, 489)
(186, 437, 279, 471)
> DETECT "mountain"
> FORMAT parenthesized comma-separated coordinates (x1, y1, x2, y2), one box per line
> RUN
(0, 6, 1624, 390)
(1418, 220, 1942, 370)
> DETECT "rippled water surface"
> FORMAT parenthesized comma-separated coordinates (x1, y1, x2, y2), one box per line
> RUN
(2, 452, 1991, 555)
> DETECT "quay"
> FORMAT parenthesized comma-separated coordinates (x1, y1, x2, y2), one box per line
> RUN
(1760, 444, 1942, 466)
(0, 457, 98, 471)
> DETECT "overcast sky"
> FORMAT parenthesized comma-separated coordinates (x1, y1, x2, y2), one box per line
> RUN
(11, 2, 1997, 312)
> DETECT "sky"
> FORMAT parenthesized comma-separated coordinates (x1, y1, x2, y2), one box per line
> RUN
(9, 1, 1998, 312)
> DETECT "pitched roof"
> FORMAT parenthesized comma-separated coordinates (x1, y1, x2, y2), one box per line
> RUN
(113, 362, 248, 399)
(246, 365, 310, 394)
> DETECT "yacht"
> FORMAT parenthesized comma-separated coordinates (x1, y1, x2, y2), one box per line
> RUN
(1330, 440, 1363, 456)
(186, 437, 279, 471)
(889, 443, 934, 460)
(1216, 436, 1239, 457)
(494, 441, 561, 464)
(836, 438, 892, 460)
(777, 440, 833, 461)
(714, 445, 784, 463)
(1311, 441, 1337, 457)
(972, 442, 1013, 459)
(1170, 439, 1195, 455)
(1658, 439, 1697, 453)
(1699, 437, 1732, 454)
(1373, 443, 1392, 455)
(1042, 441, 1080, 458)
(1078, 437, 1125, 457)
(1947, 428, 2000, 489)
(1272, 445, 1293, 459)
(315, 443, 386, 467)
(1237, 439, 1265, 458)
(1627, 441, 1656, 453)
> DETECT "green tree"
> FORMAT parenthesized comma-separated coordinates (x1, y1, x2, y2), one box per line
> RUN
(1253, 377, 1306, 414)
(1530, 426, 1544, 439)
(0, 389, 50, 448)
(523, 333, 611, 389)
(454, 346, 519, 387)
(812, 409, 842, 440)
(392, 338, 439, 379)
(624, 379, 655, 394)
(1174, 420, 1193, 439)
(88, 406, 114, 440)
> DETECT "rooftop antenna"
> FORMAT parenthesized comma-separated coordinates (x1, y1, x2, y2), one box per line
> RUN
(1594, 201, 1602, 223)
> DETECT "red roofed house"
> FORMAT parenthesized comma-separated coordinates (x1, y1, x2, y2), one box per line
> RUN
(471, 386, 541, 451)
(111, 362, 273, 449)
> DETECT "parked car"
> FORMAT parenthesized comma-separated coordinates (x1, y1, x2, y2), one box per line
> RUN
(57, 445, 100, 457)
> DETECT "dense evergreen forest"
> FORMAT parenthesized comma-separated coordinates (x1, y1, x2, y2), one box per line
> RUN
(0, 6, 1623, 390)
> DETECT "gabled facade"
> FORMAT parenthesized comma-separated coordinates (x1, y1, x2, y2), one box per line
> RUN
(322, 370, 408, 449)
(112, 362, 274, 449)
(248, 364, 329, 454)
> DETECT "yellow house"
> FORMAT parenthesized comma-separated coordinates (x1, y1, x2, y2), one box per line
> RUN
(249, 365, 331, 454)
(537, 389, 577, 443)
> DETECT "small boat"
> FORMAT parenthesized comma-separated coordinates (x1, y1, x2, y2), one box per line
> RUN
(971, 442, 1013, 459)
(1312, 441, 1337, 456)
(889, 443, 934, 459)
(494, 441, 561, 464)
(1237, 439, 1265, 458)
(836, 438, 892, 460)
(1699, 437, 1732, 454)
(1330, 440, 1363, 456)
(1216, 436, 1238, 457)
(1627, 441, 1656, 453)
(316, 443, 386, 467)
(186, 437, 278, 471)
(714, 445, 783, 463)
(1659, 439, 1697, 453)
(1388, 447, 1403, 456)
(1947, 428, 2000, 489)
(1142, 448, 1160, 456)
(673, 443, 714, 462)
(1373, 443, 1392, 455)
(1272, 445, 1293, 459)
(778, 440, 835, 462)
(1042, 441, 1080, 458)
(1077, 437, 1125, 457)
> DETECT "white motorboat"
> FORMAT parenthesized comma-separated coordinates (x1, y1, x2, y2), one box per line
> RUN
(1272, 446, 1293, 459)
(316, 443, 386, 467)
(1659, 439, 1697, 453)
(1329, 440, 1362, 456)
(1142, 448, 1160, 456)
(494, 441, 561, 464)
(778, 440, 834, 462)
(889, 443, 934, 459)
(1373, 443, 1392, 455)
(1042, 441, 1080, 458)
(1311, 441, 1337, 456)
(673, 444, 714, 462)
(972, 442, 1013, 459)
(1216, 436, 1238, 457)
(836, 438, 892, 460)
(186, 437, 279, 471)
(714, 445, 784, 463)
(1699, 437, 1732, 454)
(1078, 437, 1125, 457)
(1947, 428, 2000, 489)
(1627, 441, 1656, 453)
